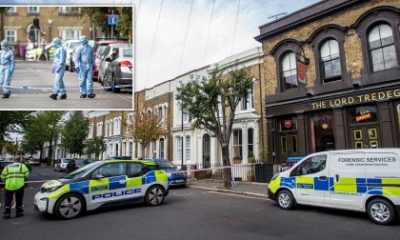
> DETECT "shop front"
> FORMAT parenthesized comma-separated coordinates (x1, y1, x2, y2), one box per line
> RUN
(266, 87, 400, 164)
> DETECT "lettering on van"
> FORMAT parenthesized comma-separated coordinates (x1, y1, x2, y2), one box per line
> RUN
(337, 157, 397, 167)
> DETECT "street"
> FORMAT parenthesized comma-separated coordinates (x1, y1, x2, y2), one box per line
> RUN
(0, 61, 132, 110)
(0, 166, 399, 240)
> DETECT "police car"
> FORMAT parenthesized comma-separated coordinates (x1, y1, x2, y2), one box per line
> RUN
(34, 160, 169, 219)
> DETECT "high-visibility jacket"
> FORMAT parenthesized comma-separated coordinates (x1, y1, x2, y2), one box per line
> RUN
(1, 163, 29, 191)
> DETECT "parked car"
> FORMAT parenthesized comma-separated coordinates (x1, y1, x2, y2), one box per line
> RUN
(63, 40, 80, 72)
(152, 159, 187, 187)
(102, 44, 133, 92)
(54, 158, 74, 172)
(34, 160, 169, 219)
(27, 157, 41, 166)
(93, 40, 127, 82)
(98, 44, 130, 85)
(75, 159, 91, 169)
(66, 160, 78, 173)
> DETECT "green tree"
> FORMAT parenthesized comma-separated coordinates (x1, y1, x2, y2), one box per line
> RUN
(4, 141, 19, 157)
(176, 69, 253, 188)
(44, 111, 64, 162)
(0, 111, 32, 142)
(86, 136, 106, 160)
(116, 7, 132, 43)
(130, 113, 166, 158)
(61, 112, 89, 158)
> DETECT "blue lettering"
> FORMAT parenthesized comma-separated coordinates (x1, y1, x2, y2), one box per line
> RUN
(91, 188, 141, 200)
(92, 194, 102, 200)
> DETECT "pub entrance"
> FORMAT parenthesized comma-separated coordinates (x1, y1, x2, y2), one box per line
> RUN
(348, 105, 380, 149)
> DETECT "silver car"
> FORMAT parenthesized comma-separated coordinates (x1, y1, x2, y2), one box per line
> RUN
(98, 44, 131, 85)
(103, 44, 133, 92)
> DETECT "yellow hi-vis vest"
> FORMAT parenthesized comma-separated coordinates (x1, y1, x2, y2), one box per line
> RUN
(1, 163, 29, 191)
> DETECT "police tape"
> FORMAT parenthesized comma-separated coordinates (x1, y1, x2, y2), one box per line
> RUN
(0, 164, 256, 185)
(8, 84, 132, 92)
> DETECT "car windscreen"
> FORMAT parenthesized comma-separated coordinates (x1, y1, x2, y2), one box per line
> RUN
(156, 160, 176, 169)
(122, 48, 132, 57)
(62, 159, 72, 163)
(63, 162, 102, 179)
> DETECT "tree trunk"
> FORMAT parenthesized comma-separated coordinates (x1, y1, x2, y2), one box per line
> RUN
(0, 12, 4, 40)
(221, 143, 232, 188)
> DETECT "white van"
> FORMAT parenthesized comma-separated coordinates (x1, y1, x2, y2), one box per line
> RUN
(268, 149, 400, 225)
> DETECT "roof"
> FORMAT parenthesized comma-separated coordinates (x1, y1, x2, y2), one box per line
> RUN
(255, 0, 362, 41)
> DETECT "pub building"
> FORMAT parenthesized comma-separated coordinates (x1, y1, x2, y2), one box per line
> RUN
(255, 0, 400, 164)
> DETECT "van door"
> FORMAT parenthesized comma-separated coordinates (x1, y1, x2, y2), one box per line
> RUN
(328, 152, 365, 210)
(290, 154, 328, 206)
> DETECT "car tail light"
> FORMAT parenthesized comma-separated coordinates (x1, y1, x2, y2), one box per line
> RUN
(119, 60, 132, 68)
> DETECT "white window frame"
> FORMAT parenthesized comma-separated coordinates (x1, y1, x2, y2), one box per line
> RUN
(185, 136, 191, 163)
(27, 6, 40, 13)
(59, 29, 81, 41)
(176, 136, 183, 163)
(6, 7, 17, 13)
(4, 29, 17, 43)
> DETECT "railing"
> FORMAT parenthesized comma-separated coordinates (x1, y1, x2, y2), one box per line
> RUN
(186, 162, 256, 182)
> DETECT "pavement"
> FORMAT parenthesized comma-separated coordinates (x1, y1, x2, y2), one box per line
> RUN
(187, 179, 268, 198)
(0, 61, 133, 110)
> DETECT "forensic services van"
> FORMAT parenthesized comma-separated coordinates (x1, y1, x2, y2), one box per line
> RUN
(268, 149, 400, 225)
(34, 160, 169, 219)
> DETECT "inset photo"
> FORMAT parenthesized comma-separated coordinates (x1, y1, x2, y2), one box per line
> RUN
(0, 6, 133, 109)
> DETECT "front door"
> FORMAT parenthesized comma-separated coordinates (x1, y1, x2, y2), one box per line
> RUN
(351, 126, 380, 149)
(202, 134, 211, 168)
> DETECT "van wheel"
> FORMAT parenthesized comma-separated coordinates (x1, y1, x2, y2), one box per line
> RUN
(145, 185, 165, 206)
(367, 198, 396, 225)
(277, 189, 295, 210)
(55, 193, 85, 220)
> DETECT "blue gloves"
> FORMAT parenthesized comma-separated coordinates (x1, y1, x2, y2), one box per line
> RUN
(75, 67, 80, 74)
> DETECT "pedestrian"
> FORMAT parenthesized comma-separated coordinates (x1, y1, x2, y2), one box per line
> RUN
(75, 35, 95, 99)
(1, 155, 29, 219)
(0, 39, 15, 99)
(49, 37, 67, 100)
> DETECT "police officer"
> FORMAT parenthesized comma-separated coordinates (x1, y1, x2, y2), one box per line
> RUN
(75, 36, 95, 98)
(49, 37, 67, 100)
(0, 39, 15, 98)
(1, 156, 29, 219)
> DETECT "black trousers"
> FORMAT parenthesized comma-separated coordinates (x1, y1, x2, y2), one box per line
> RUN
(4, 187, 24, 214)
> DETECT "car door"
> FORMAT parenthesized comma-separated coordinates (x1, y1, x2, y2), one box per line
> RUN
(88, 162, 127, 205)
(125, 162, 145, 198)
(291, 154, 329, 206)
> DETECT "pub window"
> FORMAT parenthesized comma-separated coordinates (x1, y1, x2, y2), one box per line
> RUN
(320, 39, 342, 82)
(280, 117, 297, 131)
(349, 105, 378, 124)
(309, 112, 335, 152)
(282, 52, 298, 90)
(368, 23, 397, 72)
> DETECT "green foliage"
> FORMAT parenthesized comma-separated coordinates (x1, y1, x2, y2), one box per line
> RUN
(4, 142, 18, 156)
(116, 7, 132, 43)
(86, 136, 107, 159)
(61, 112, 89, 157)
(0, 111, 32, 141)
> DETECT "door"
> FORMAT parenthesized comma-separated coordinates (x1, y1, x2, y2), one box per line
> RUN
(351, 126, 380, 149)
(290, 154, 328, 206)
(125, 162, 145, 197)
(202, 134, 211, 168)
(328, 152, 365, 210)
(89, 162, 127, 205)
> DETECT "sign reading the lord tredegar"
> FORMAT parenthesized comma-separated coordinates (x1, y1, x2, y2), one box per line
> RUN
(311, 88, 400, 110)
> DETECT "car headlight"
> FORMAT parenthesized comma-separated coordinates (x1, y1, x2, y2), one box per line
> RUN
(41, 185, 62, 193)
(271, 173, 280, 181)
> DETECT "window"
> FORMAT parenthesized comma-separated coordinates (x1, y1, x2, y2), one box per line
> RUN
(96, 122, 103, 137)
(152, 141, 157, 159)
(368, 23, 397, 72)
(96, 163, 126, 178)
(59, 29, 81, 41)
(127, 163, 142, 178)
(128, 142, 133, 157)
(247, 128, 254, 158)
(159, 138, 165, 159)
(27, 6, 39, 13)
(6, 7, 17, 13)
(88, 125, 93, 138)
(176, 137, 183, 163)
(281, 135, 297, 155)
(5, 30, 17, 43)
(158, 106, 163, 119)
(282, 52, 298, 90)
(59, 7, 81, 14)
(240, 83, 254, 111)
(291, 155, 327, 176)
(320, 39, 342, 82)
(310, 112, 335, 152)
(233, 129, 242, 159)
(185, 136, 191, 162)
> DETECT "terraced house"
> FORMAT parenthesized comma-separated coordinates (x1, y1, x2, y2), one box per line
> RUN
(255, 0, 400, 164)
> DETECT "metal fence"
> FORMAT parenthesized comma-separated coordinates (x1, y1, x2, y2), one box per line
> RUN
(189, 162, 256, 182)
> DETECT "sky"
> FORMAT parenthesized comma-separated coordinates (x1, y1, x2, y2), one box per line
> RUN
(134, 0, 320, 90)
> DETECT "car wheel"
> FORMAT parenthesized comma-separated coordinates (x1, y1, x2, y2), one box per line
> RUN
(367, 198, 396, 225)
(145, 185, 165, 206)
(112, 77, 120, 93)
(55, 193, 85, 220)
(276, 189, 295, 210)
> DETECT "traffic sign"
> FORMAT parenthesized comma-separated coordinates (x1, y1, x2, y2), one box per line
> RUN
(108, 15, 119, 25)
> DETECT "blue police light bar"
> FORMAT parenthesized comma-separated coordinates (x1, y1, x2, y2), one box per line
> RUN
(0, 0, 133, 5)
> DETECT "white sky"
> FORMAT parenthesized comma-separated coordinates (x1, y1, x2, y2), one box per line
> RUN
(134, 0, 319, 90)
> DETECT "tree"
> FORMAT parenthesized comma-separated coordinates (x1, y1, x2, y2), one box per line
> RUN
(130, 113, 166, 158)
(176, 69, 253, 188)
(61, 112, 89, 158)
(0, 111, 32, 142)
(4, 141, 19, 157)
(86, 136, 106, 160)
(43, 111, 64, 162)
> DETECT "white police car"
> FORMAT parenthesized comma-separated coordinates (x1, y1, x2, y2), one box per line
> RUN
(34, 160, 169, 219)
